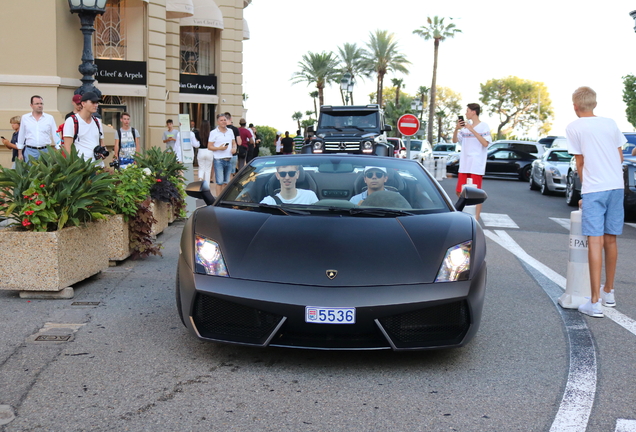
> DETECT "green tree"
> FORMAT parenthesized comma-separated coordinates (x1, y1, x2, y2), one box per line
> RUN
(413, 16, 461, 144)
(415, 85, 429, 122)
(309, 91, 319, 116)
(381, 89, 414, 136)
(254, 125, 278, 155)
(623, 74, 636, 129)
(292, 111, 303, 133)
(479, 76, 553, 139)
(337, 42, 368, 106)
(291, 51, 340, 108)
(361, 30, 410, 107)
(391, 78, 404, 108)
(434, 86, 462, 142)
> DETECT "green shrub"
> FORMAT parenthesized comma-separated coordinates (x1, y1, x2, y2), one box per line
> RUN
(254, 125, 278, 155)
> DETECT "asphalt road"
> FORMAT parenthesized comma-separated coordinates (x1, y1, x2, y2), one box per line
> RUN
(1, 175, 635, 432)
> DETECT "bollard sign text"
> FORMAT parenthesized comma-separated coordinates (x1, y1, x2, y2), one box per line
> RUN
(569, 235, 588, 249)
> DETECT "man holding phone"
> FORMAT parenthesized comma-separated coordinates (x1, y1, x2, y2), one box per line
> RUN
(208, 113, 237, 196)
(452, 103, 492, 221)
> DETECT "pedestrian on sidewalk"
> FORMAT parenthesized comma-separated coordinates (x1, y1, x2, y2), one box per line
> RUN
(16, 95, 58, 164)
(452, 103, 492, 221)
(62, 92, 105, 166)
(197, 120, 214, 185)
(208, 113, 236, 196)
(1, 116, 20, 169)
(114, 112, 140, 168)
(224, 112, 241, 176)
(163, 119, 179, 153)
(566, 86, 625, 318)
(238, 118, 253, 171)
(281, 131, 294, 155)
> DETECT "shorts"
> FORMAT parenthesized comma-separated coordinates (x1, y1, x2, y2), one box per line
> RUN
(456, 173, 483, 194)
(581, 189, 624, 236)
(213, 158, 233, 185)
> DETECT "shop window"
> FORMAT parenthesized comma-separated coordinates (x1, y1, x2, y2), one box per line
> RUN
(180, 26, 215, 75)
(95, 0, 127, 60)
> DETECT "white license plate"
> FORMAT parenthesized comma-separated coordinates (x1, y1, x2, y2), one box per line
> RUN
(305, 307, 355, 324)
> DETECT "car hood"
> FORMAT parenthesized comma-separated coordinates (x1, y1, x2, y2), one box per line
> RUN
(193, 207, 475, 287)
(319, 131, 376, 139)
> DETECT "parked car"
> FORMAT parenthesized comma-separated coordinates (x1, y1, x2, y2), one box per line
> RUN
(488, 140, 546, 157)
(624, 153, 636, 220)
(432, 143, 459, 160)
(529, 148, 572, 195)
(408, 139, 433, 161)
(622, 132, 636, 155)
(538, 136, 565, 148)
(387, 137, 405, 158)
(178, 154, 488, 351)
(447, 148, 537, 181)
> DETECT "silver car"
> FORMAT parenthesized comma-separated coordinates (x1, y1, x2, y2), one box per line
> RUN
(529, 148, 572, 195)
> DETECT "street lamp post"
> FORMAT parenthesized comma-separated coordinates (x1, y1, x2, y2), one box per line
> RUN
(340, 72, 354, 105)
(410, 99, 423, 138)
(68, 0, 107, 98)
(630, 10, 636, 32)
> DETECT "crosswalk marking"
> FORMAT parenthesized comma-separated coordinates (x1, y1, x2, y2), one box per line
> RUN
(627, 223, 636, 230)
(480, 213, 519, 229)
(550, 217, 571, 230)
(615, 419, 636, 432)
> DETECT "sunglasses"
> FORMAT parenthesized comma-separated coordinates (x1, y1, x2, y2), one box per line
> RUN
(278, 170, 297, 178)
(365, 171, 385, 179)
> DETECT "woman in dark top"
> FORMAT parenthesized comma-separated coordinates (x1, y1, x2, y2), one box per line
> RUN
(1, 116, 20, 169)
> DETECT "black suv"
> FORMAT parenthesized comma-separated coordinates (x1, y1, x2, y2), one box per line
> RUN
(302, 105, 394, 156)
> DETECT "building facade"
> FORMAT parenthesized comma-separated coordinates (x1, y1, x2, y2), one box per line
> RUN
(0, 0, 250, 167)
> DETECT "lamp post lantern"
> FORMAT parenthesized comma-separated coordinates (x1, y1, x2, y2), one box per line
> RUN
(68, 0, 107, 98)
(340, 72, 354, 105)
(630, 10, 636, 32)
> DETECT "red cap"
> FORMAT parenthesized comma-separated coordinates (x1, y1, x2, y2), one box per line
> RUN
(72, 94, 82, 104)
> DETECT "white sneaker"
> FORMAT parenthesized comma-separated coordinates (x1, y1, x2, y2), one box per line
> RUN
(578, 298, 604, 318)
(600, 285, 616, 307)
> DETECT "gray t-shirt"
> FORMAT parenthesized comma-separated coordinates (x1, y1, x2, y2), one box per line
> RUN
(163, 130, 179, 151)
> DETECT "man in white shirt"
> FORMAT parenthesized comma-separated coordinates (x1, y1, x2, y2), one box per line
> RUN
(17, 95, 58, 164)
(452, 103, 492, 220)
(62, 92, 105, 166)
(566, 86, 625, 318)
(350, 166, 389, 205)
(260, 165, 318, 205)
(114, 112, 140, 168)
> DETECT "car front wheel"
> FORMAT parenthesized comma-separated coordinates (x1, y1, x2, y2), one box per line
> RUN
(519, 166, 531, 182)
(540, 171, 551, 195)
(529, 169, 540, 190)
(565, 171, 581, 206)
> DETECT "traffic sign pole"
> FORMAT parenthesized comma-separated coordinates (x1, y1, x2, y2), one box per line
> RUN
(397, 114, 420, 160)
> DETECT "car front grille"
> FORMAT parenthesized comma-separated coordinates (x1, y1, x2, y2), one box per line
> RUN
(192, 294, 283, 345)
(378, 300, 470, 349)
(271, 326, 391, 350)
(324, 141, 360, 152)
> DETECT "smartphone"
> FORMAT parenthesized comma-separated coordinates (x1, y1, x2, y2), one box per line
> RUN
(224, 143, 229, 147)
(0, 136, 5, 140)
(458, 116, 464, 122)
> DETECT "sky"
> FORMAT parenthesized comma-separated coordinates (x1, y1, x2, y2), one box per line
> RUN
(243, 0, 636, 138)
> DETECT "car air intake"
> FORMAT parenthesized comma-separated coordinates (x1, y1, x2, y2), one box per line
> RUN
(378, 300, 470, 349)
(192, 294, 283, 345)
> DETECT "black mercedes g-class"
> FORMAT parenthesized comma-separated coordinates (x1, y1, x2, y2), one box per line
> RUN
(302, 104, 394, 156)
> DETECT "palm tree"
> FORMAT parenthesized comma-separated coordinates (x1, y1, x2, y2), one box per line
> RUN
(392, 78, 404, 108)
(291, 51, 340, 108)
(414, 17, 461, 144)
(292, 111, 303, 133)
(309, 91, 319, 116)
(337, 42, 368, 106)
(416, 86, 429, 122)
(361, 30, 410, 107)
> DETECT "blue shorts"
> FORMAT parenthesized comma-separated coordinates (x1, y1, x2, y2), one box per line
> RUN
(213, 158, 232, 185)
(581, 189, 624, 236)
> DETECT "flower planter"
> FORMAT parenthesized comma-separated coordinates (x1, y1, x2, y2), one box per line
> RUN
(105, 214, 131, 262)
(0, 220, 110, 296)
(168, 203, 176, 224)
(149, 200, 170, 237)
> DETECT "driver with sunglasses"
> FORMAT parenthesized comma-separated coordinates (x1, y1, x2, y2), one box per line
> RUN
(350, 166, 389, 205)
(260, 165, 319, 205)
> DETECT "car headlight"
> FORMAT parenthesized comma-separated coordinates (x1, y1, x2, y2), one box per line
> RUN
(195, 235, 229, 276)
(313, 140, 323, 153)
(362, 140, 373, 153)
(435, 241, 471, 282)
(548, 166, 561, 177)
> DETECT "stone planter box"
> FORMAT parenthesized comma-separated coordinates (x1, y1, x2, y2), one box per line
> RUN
(0, 220, 109, 297)
(168, 203, 176, 224)
(105, 214, 131, 262)
(150, 200, 170, 237)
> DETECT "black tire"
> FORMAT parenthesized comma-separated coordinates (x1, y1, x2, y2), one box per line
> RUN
(540, 171, 551, 195)
(565, 171, 581, 206)
(175, 265, 186, 327)
(529, 169, 540, 190)
(519, 165, 531, 182)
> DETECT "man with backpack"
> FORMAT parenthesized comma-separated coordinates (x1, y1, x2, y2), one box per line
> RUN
(114, 112, 140, 168)
(62, 92, 105, 166)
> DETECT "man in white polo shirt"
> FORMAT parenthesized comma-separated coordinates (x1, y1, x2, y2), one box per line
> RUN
(16, 95, 58, 164)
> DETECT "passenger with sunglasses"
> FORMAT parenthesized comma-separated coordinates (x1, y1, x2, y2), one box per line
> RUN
(350, 166, 389, 205)
(260, 165, 319, 205)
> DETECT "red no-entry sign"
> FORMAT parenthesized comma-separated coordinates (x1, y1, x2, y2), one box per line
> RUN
(397, 114, 420, 136)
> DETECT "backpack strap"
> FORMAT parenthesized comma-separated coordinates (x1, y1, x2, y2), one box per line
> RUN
(132, 128, 137, 139)
(71, 114, 79, 142)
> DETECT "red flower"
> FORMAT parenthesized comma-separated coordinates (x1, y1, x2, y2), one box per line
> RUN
(33, 192, 38, 196)
(39, 184, 46, 188)
(22, 219, 31, 227)
(24, 210, 34, 216)
(23, 196, 29, 199)
(156, 179, 162, 182)
(35, 200, 43, 206)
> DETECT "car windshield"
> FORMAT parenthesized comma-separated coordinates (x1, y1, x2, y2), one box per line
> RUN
(623, 134, 636, 154)
(546, 150, 571, 162)
(217, 155, 451, 215)
(433, 144, 455, 152)
(318, 111, 378, 131)
(408, 140, 422, 151)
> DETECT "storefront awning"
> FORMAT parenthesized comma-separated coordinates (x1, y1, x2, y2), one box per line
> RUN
(180, 0, 224, 30)
(166, 0, 194, 19)
(243, 18, 250, 40)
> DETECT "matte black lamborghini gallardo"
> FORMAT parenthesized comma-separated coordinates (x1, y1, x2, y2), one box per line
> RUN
(177, 154, 488, 351)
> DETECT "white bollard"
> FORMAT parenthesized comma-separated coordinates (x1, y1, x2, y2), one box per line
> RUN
(434, 158, 444, 181)
(558, 210, 591, 309)
(441, 156, 447, 179)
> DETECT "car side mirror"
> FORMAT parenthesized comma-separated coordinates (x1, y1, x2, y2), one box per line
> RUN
(185, 181, 215, 206)
(383, 124, 393, 132)
(455, 186, 488, 211)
